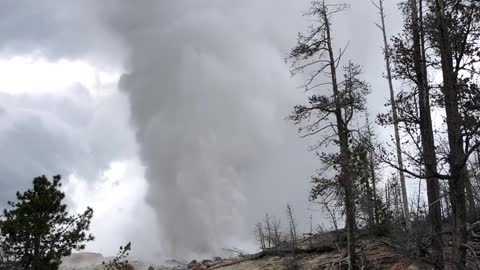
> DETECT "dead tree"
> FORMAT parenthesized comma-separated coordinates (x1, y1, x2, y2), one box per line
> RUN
(286, 204, 298, 250)
(313, 197, 341, 232)
(256, 222, 266, 251)
(288, 2, 370, 269)
(265, 214, 272, 249)
(272, 216, 282, 248)
(364, 114, 381, 226)
(372, 0, 412, 232)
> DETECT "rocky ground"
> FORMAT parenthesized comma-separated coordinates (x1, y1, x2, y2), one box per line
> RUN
(60, 232, 432, 270)
(59, 252, 188, 270)
(184, 235, 431, 270)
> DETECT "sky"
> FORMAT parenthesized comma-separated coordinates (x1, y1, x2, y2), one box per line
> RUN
(0, 0, 408, 262)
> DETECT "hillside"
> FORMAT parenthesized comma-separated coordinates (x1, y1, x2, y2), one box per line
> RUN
(185, 232, 431, 270)
(63, 231, 428, 270)
(60, 221, 480, 270)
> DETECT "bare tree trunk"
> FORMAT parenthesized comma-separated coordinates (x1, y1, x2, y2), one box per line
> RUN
(365, 115, 379, 226)
(286, 204, 298, 250)
(324, 202, 339, 232)
(432, 1, 468, 268)
(440, 193, 444, 220)
(417, 179, 422, 220)
(323, 8, 358, 269)
(265, 214, 272, 249)
(369, 150, 379, 225)
(466, 172, 477, 223)
(364, 162, 375, 229)
(408, 0, 444, 267)
(309, 215, 313, 248)
(445, 188, 451, 222)
(273, 216, 281, 248)
(393, 180, 400, 219)
(374, 0, 411, 232)
(386, 183, 391, 218)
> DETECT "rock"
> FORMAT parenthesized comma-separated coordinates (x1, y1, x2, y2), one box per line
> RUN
(148, 266, 155, 270)
(188, 260, 197, 269)
(213, 256, 222, 262)
(201, 259, 212, 264)
(61, 252, 104, 267)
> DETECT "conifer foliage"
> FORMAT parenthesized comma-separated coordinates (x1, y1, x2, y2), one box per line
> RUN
(0, 175, 94, 270)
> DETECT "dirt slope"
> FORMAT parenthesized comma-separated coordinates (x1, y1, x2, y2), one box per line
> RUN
(188, 233, 432, 270)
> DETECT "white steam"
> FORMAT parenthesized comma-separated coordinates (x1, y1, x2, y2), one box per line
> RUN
(101, 0, 315, 259)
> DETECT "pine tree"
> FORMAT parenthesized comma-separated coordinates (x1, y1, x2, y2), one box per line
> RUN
(0, 175, 94, 270)
(288, 2, 370, 268)
(425, 1, 480, 267)
(398, 0, 444, 267)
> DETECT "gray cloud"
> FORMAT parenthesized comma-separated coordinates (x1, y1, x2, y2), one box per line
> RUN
(0, 1, 122, 66)
(0, 86, 136, 204)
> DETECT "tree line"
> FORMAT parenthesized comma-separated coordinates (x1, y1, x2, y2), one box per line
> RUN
(287, 0, 480, 269)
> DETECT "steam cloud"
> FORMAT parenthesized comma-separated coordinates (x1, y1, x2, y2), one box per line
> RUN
(103, 0, 312, 258)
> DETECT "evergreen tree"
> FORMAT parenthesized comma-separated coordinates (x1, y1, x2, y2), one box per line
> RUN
(288, 2, 370, 267)
(425, 1, 480, 267)
(0, 175, 94, 270)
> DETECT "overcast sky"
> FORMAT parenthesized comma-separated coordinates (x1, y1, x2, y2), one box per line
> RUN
(0, 0, 407, 262)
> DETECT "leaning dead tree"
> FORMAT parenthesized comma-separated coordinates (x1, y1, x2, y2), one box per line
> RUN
(287, 2, 370, 269)
(286, 204, 298, 250)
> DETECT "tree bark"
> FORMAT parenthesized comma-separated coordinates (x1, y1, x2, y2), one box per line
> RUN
(432, 0, 468, 268)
